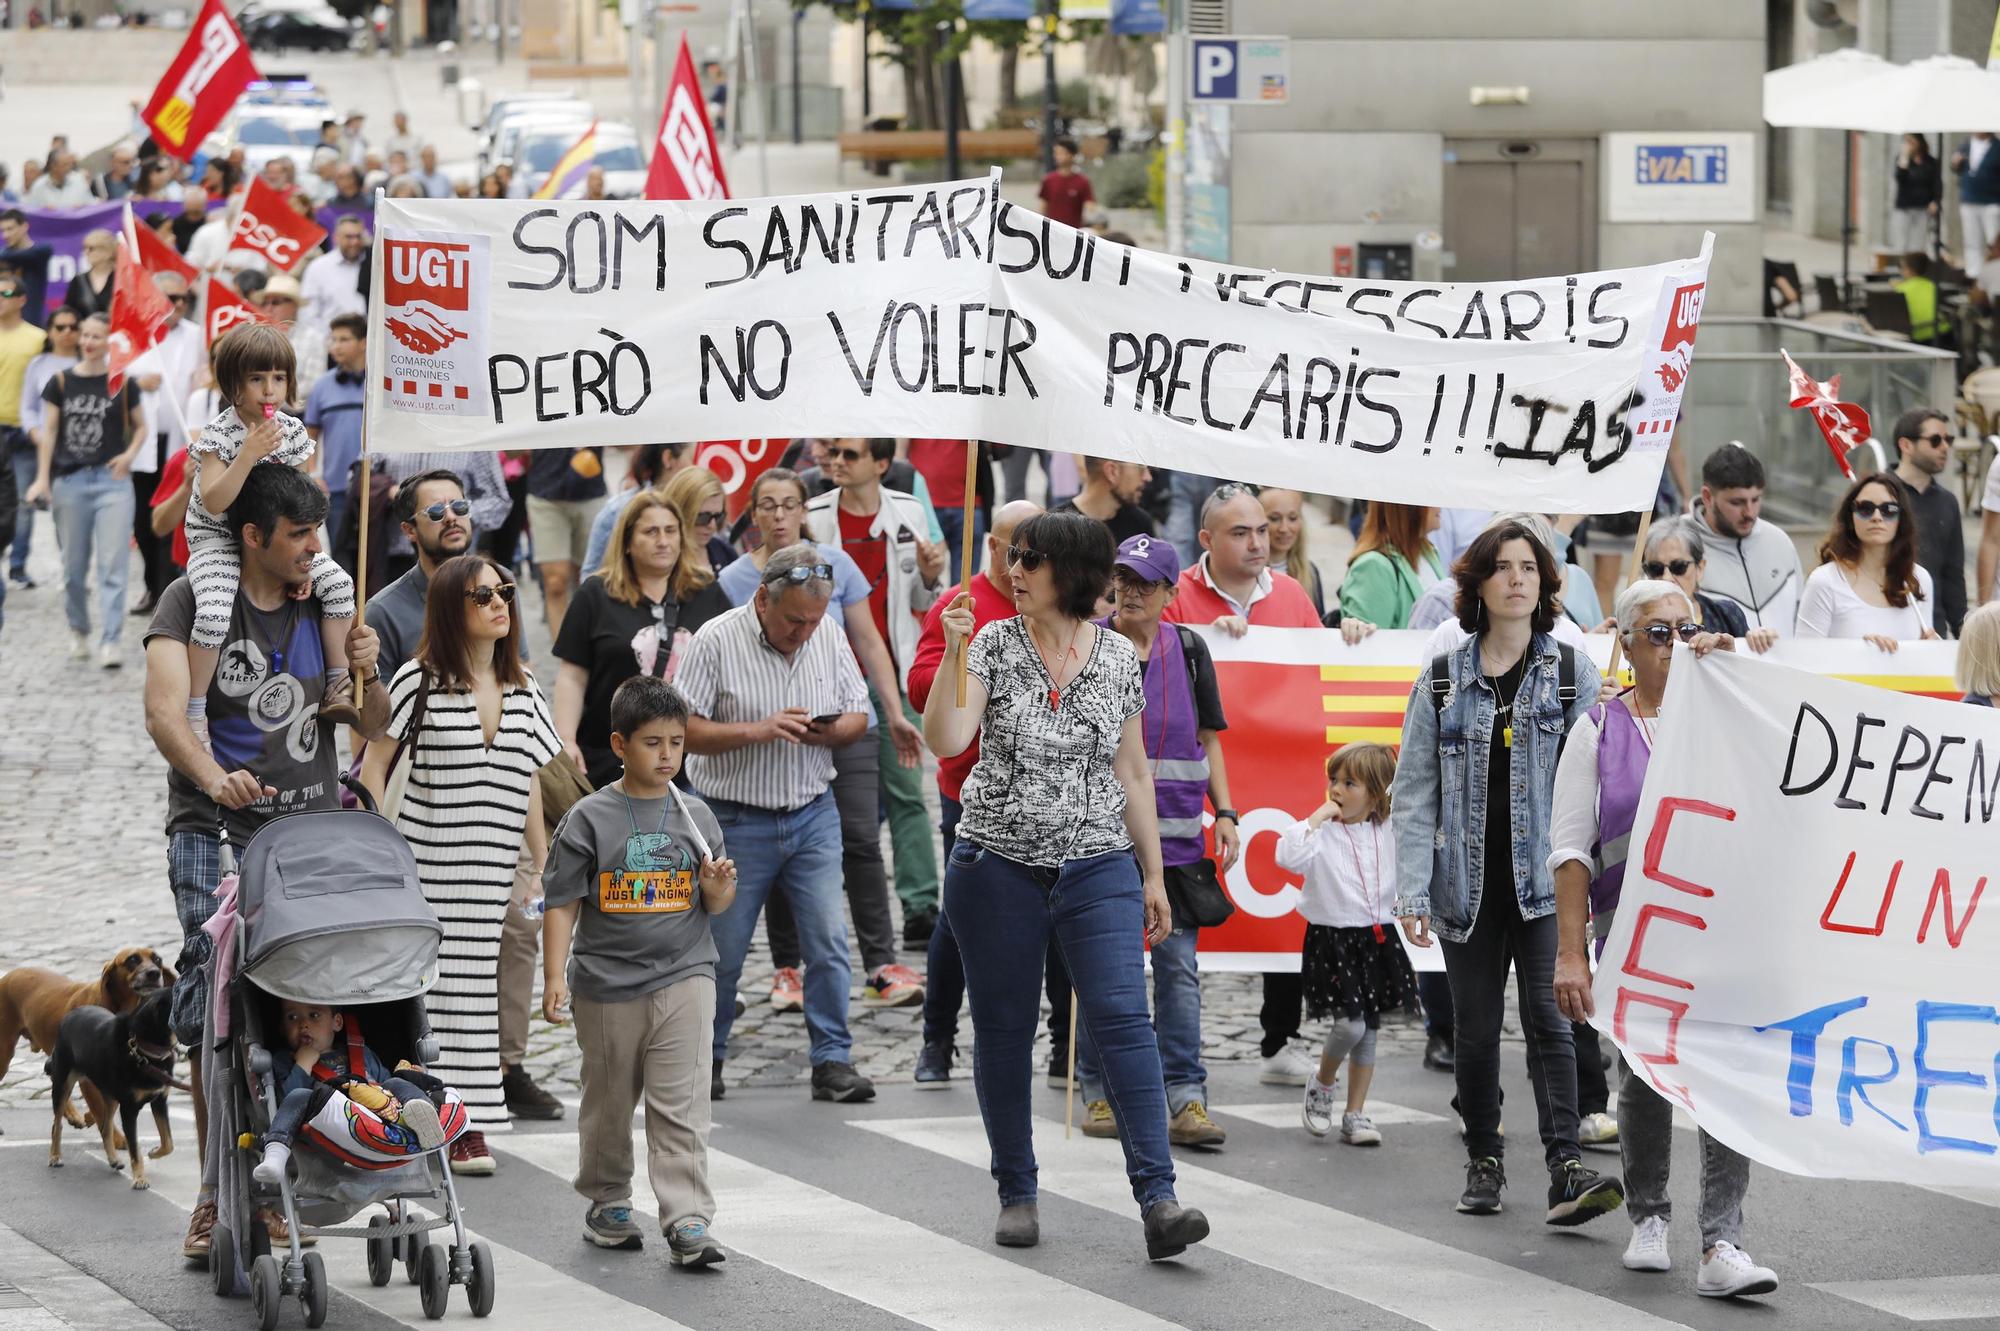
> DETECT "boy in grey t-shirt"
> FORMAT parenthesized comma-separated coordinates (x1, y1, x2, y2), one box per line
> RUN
(543, 676, 736, 1266)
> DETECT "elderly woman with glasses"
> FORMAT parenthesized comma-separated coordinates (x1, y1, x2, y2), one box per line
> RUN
(924, 509, 1211, 1261)
(1796, 471, 1940, 652)
(1549, 580, 1778, 1300)
(1641, 516, 1777, 652)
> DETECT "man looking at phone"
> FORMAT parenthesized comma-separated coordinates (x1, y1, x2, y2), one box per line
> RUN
(674, 542, 879, 1105)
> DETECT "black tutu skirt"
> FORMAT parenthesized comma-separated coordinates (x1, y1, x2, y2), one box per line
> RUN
(1301, 923, 1420, 1026)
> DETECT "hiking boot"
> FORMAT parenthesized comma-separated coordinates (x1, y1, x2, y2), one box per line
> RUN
(810, 1061, 876, 1103)
(1458, 1157, 1506, 1215)
(1142, 1199, 1210, 1261)
(583, 1203, 643, 1250)
(182, 1200, 217, 1260)
(769, 967, 804, 1012)
(1546, 1158, 1624, 1227)
(504, 1064, 565, 1120)
(994, 1203, 1039, 1248)
(1080, 1099, 1119, 1139)
(914, 1041, 953, 1088)
(862, 964, 924, 1008)
(667, 1218, 725, 1268)
(1168, 1103, 1226, 1148)
(448, 1131, 496, 1176)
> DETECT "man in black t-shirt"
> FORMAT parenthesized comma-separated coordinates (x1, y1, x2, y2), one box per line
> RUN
(1054, 455, 1155, 543)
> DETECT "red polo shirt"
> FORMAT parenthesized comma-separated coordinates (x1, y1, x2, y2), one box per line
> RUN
(908, 571, 1018, 800)
(1162, 558, 1321, 628)
(1038, 169, 1094, 229)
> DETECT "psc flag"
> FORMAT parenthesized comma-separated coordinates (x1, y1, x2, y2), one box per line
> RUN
(132, 210, 199, 286)
(1781, 347, 1869, 481)
(646, 36, 729, 202)
(142, 0, 260, 160)
(205, 275, 269, 345)
(107, 207, 176, 396)
(532, 121, 599, 201)
(231, 175, 328, 273)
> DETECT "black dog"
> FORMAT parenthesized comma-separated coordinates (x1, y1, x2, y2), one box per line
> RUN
(47, 989, 185, 1189)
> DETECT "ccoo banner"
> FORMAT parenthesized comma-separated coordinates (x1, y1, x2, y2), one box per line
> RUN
(1592, 650, 2000, 1185)
(365, 178, 1711, 513)
(1193, 630, 1959, 974)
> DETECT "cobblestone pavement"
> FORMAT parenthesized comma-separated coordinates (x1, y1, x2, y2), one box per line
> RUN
(0, 528, 1482, 1117)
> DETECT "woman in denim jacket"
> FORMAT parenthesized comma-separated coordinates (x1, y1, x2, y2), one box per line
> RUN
(1390, 518, 1626, 1226)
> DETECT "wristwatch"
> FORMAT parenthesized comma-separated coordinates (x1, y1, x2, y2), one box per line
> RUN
(1213, 809, 1239, 823)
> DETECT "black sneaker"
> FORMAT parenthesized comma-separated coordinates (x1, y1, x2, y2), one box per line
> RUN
(503, 1064, 565, 1120)
(914, 1041, 953, 1088)
(9, 571, 33, 588)
(1546, 1159, 1624, 1227)
(1423, 1033, 1456, 1072)
(810, 1061, 876, 1103)
(710, 1059, 725, 1101)
(1045, 1047, 1072, 1089)
(1457, 1156, 1505, 1215)
(901, 908, 937, 950)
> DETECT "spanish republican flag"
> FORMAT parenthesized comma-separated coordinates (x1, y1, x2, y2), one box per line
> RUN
(533, 121, 600, 201)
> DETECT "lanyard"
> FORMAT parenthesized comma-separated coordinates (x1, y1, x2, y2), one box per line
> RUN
(620, 782, 714, 863)
(1337, 819, 1386, 942)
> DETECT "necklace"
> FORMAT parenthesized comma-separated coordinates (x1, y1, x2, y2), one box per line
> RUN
(1487, 660, 1522, 748)
(1027, 618, 1086, 711)
(1633, 695, 1663, 748)
(1336, 818, 1386, 942)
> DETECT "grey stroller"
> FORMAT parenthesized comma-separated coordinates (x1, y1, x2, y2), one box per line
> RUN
(204, 787, 495, 1328)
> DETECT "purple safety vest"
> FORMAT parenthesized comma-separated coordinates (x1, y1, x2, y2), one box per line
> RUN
(1589, 698, 1652, 925)
(1113, 621, 1211, 867)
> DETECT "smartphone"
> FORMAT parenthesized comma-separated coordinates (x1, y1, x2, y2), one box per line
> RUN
(812, 714, 840, 726)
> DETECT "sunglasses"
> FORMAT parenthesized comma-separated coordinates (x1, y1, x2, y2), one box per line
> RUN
(754, 498, 804, 515)
(167, 293, 193, 305)
(1006, 545, 1049, 572)
(1635, 622, 1702, 646)
(421, 498, 472, 521)
(1918, 432, 1951, 445)
(465, 583, 517, 606)
(1853, 500, 1902, 521)
(827, 447, 869, 463)
(1641, 559, 1694, 578)
(695, 508, 726, 528)
(763, 562, 834, 586)
(0, 289, 20, 300)
(49, 320, 78, 332)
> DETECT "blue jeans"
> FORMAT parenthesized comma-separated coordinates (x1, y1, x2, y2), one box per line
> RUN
(703, 792, 853, 1067)
(1076, 924, 1206, 1115)
(922, 796, 1071, 1053)
(325, 488, 349, 552)
(8, 444, 37, 578)
(1163, 471, 1216, 568)
(934, 504, 986, 587)
(944, 840, 1176, 1211)
(51, 465, 135, 644)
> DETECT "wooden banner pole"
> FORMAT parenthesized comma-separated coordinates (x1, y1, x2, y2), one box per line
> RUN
(1063, 987, 1080, 1140)
(1603, 509, 1654, 681)
(351, 431, 371, 707)
(954, 443, 979, 706)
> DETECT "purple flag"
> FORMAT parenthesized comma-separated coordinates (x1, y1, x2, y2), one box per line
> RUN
(20, 199, 218, 321)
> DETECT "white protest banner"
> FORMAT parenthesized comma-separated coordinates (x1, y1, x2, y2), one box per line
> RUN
(1591, 649, 2000, 1185)
(1188, 629, 1959, 974)
(365, 179, 1712, 513)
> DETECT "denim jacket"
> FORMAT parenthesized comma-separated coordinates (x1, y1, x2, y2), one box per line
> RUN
(1390, 631, 1595, 943)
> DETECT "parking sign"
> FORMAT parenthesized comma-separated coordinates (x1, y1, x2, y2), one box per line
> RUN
(1190, 36, 1288, 104)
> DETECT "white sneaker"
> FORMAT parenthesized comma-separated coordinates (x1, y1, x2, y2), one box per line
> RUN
(1697, 1241, 1777, 1298)
(1258, 1039, 1316, 1086)
(69, 631, 89, 661)
(99, 642, 121, 670)
(1579, 1111, 1619, 1152)
(1339, 1111, 1382, 1146)
(1301, 1080, 1336, 1137)
(1622, 1215, 1670, 1272)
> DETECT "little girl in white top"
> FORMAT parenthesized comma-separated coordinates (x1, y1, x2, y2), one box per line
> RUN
(185, 324, 361, 745)
(1275, 742, 1417, 1145)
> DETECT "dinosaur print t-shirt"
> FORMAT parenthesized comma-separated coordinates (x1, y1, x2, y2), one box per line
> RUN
(147, 576, 341, 845)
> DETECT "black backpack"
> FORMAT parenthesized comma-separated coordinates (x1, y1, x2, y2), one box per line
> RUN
(1427, 641, 1583, 736)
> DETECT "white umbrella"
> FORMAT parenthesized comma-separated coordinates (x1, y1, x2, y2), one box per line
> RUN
(1829, 54, 2000, 134)
(1763, 48, 1892, 129)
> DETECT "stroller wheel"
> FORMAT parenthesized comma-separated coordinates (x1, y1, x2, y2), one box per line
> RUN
(301, 1250, 328, 1329)
(250, 1254, 282, 1331)
(249, 1215, 272, 1260)
(405, 1236, 422, 1286)
(418, 1243, 450, 1320)
(366, 1215, 394, 1287)
(464, 1240, 496, 1318)
(209, 1224, 236, 1299)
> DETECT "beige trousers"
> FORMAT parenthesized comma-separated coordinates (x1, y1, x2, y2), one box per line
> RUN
(572, 975, 717, 1231)
(498, 847, 540, 1068)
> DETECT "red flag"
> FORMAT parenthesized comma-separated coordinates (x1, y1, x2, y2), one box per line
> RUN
(645, 34, 730, 201)
(107, 209, 176, 396)
(1781, 348, 1868, 481)
(230, 176, 326, 273)
(132, 211, 199, 285)
(696, 439, 781, 519)
(141, 0, 261, 161)
(205, 275, 269, 345)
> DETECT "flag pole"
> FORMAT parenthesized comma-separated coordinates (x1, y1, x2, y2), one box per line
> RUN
(954, 442, 979, 706)
(1603, 509, 1653, 681)
(352, 420, 370, 708)
(1063, 988, 1079, 1140)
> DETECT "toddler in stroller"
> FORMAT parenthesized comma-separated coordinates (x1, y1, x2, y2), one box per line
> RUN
(254, 1001, 450, 1186)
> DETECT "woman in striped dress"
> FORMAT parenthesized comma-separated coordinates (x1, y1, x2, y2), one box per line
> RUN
(362, 553, 559, 1174)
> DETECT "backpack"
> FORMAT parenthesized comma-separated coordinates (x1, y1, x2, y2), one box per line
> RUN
(1427, 641, 1582, 741)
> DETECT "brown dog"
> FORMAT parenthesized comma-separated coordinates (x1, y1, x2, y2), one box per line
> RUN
(0, 948, 175, 1138)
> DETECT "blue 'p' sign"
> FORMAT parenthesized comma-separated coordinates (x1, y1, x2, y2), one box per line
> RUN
(1193, 39, 1238, 100)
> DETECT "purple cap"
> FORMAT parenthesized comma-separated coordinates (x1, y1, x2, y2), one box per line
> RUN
(1114, 533, 1179, 584)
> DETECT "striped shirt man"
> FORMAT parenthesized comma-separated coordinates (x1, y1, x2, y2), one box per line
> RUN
(676, 599, 870, 811)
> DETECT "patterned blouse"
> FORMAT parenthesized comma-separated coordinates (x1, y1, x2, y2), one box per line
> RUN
(956, 618, 1145, 867)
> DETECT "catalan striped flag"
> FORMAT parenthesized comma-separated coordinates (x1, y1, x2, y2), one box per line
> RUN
(1320, 664, 1418, 748)
(533, 120, 599, 200)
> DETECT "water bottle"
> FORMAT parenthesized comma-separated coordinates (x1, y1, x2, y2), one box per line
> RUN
(518, 895, 546, 921)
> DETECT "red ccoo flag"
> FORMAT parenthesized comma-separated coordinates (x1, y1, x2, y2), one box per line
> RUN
(231, 175, 327, 273)
(645, 34, 730, 201)
(142, 0, 260, 160)
(107, 207, 176, 396)
(205, 275, 269, 345)
(1781, 347, 1869, 481)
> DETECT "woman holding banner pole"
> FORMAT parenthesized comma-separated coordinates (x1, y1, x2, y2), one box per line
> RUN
(1390, 518, 1624, 1224)
(1549, 580, 1779, 1300)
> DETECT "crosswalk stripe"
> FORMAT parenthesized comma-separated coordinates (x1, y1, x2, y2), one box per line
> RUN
(858, 1115, 1698, 1331)
(502, 1131, 1186, 1331)
(136, 1149, 701, 1331)
(1808, 1273, 2000, 1322)
(1212, 1100, 1450, 1130)
(0, 1219, 174, 1331)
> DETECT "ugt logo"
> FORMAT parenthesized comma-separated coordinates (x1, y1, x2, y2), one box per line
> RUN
(383, 239, 472, 357)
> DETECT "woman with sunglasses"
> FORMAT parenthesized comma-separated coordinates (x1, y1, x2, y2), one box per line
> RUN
(660, 464, 738, 574)
(1550, 581, 1778, 1298)
(360, 554, 561, 1175)
(1796, 472, 1939, 653)
(924, 510, 1211, 1260)
(136, 157, 183, 202)
(555, 489, 731, 789)
(1641, 517, 1777, 652)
